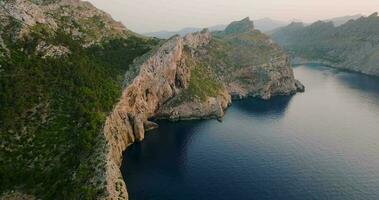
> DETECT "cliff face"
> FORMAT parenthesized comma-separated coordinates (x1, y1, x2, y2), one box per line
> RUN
(103, 31, 232, 198)
(0, 0, 131, 43)
(271, 13, 379, 77)
(206, 18, 304, 99)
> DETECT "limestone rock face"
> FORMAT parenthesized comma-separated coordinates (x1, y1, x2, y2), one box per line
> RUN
(103, 33, 195, 199)
(132, 115, 145, 142)
(35, 41, 70, 58)
(201, 18, 305, 100)
(183, 29, 212, 49)
(0, 0, 132, 48)
(225, 56, 304, 100)
(157, 89, 231, 121)
(144, 121, 159, 132)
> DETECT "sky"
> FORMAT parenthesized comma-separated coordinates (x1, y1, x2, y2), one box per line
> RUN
(87, 0, 379, 33)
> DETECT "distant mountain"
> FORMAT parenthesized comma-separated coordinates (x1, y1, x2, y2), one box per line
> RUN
(271, 12, 379, 76)
(143, 18, 288, 39)
(143, 25, 226, 39)
(324, 14, 363, 26)
(254, 18, 287, 32)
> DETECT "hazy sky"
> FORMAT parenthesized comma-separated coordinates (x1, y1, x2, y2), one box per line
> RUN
(87, 0, 379, 33)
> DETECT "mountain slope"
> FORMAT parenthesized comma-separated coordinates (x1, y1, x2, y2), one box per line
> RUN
(208, 18, 304, 99)
(271, 13, 379, 76)
(324, 14, 363, 26)
(0, 0, 158, 199)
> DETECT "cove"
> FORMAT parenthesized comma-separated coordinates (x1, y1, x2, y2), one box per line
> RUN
(121, 64, 379, 200)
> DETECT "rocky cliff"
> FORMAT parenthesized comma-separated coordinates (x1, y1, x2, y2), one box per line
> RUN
(0, 0, 132, 45)
(271, 13, 379, 77)
(208, 18, 304, 99)
(103, 31, 232, 199)
(0, 0, 157, 199)
(103, 18, 304, 199)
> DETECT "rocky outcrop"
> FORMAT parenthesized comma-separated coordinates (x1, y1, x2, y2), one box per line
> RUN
(225, 55, 304, 100)
(183, 29, 212, 49)
(143, 121, 159, 132)
(223, 17, 255, 35)
(204, 18, 305, 100)
(0, 0, 132, 47)
(103, 31, 220, 199)
(35, 41, 70, 58)
(156, 88, 231, 121)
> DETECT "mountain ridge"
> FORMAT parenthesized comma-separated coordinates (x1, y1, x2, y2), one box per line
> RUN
(143, 17, 288, 39)
(270, 12, 379, 77)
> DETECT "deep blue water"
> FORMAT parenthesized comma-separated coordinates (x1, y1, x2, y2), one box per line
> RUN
(121, 64, 379, 200)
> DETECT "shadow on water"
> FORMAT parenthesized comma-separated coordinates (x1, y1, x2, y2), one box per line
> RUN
(336, 71, 379, 96)
(121, 120, 205, 168)
(121, 64, 379, 200)
(232, 95, 294, 117)
(298, 63, 379, 95)
(120, 120, 208, 199)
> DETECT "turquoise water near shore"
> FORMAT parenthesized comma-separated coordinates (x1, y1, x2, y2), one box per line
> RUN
(122, 64, 379, 200)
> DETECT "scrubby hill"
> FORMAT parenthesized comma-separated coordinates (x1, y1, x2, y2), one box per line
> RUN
(0, 0, 158, 199)
(207, 17, 304, 99)
(271, 13, 379, 76)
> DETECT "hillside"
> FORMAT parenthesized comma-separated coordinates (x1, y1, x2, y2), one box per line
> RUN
(0, 0, 158, 199)
(271, 13, 379, 76)
(205, 17, 304, 99)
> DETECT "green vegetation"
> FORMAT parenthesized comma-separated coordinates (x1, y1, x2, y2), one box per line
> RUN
(0, 23, 158, 199)
(187, 63, 223, 101)
(167, 55, 223, 107)
(201, 26, 285, 84)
